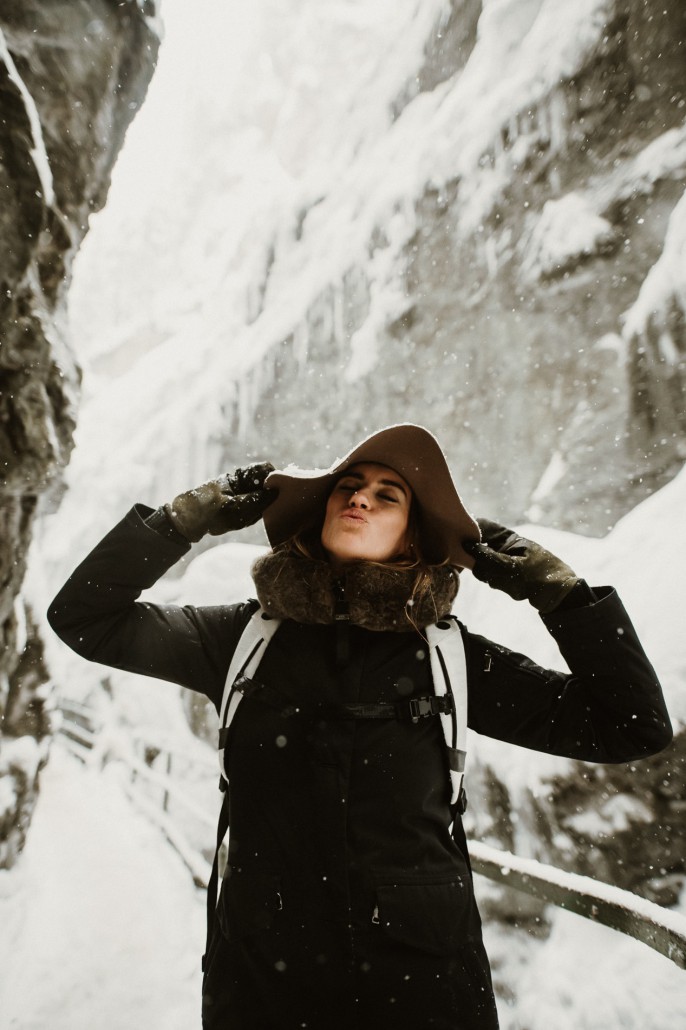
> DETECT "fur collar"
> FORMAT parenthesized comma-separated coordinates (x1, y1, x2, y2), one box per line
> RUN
(251, 551, 459, 633)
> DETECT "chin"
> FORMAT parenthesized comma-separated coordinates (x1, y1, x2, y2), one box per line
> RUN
(332, 548, 385, 565)
(325, 542, 369, 564)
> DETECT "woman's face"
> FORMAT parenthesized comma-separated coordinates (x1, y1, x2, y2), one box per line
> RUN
(320, 462, 412, 565)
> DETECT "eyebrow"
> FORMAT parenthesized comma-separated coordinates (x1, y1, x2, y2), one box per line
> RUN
(339, 471, 408, 497)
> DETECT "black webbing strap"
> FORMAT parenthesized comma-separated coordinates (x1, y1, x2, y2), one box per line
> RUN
(202, 786, 230, 973)
(339, 695, 455, 722)
(217, 682, 455, 743)
(450, 802, 472, 876)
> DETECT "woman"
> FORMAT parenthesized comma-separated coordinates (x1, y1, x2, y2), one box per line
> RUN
(48, 423, 672, 1030)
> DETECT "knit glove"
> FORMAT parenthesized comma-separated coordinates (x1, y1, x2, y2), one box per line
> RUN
(164, 463, 275, 542)
(464, 518, 580, 614)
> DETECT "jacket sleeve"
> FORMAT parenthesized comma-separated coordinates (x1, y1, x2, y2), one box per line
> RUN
(465, 586, 673, 763)
(47, 505, 253, 710)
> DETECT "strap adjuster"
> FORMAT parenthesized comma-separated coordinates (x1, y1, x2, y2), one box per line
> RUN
(407, 695, 454, 722)
(233, 675, 263, 698)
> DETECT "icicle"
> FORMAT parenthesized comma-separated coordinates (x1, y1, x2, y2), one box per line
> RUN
(658, 331, 679, 366)
(547, 88, 568, 154)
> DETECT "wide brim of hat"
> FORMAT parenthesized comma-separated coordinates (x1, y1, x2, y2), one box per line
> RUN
(262, 424, 480, 567)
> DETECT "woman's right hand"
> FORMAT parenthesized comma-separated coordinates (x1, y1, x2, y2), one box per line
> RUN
(164, 462, 275, 542)
(463, 517, 579, 613)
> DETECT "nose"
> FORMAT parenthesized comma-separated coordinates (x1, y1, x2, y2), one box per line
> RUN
(349, 490, 369, 510)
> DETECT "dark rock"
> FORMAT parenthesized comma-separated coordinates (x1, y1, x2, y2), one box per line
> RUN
(0, 0, 159, 868)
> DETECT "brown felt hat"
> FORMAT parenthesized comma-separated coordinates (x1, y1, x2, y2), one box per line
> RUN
(263, 423, 480, 567)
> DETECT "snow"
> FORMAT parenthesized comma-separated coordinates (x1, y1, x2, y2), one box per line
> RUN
(0, 748, 205, 1030)
(48, 0, 684, 581)
(457, 461, 686, 732)
(564, 793, 654, 836)
(622, 187, 686, 342)
(0, 735, 46, 782)
(503, 906, 686, 1029)
(0, 778, 15, 822)
(0, 29, 55, 208)
(1, 749, 684, 1030)
(520, 192, 615, 281)
(528, 449, 567, 513)
(139, 0, 165, 41)
(20, 455, 686, 1029)
(12, 0, 686, 1024)
(597, 123, 686, 209)
(55, 0, 628, 563)
(472, 840, 686, 941)
(25, 376, 686, 1030)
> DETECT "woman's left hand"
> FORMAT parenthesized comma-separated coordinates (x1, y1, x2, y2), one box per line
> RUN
(164, 463, 275, 541)
(464, 518, 580, 613)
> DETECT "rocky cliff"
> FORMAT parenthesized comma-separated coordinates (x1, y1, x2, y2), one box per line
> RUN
(225, 0, 686, 537)
(0, 0, 159, 867)
(53, 0, 686, 546)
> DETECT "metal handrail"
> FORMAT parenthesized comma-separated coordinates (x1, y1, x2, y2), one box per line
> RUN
(56, 702, 686, 969)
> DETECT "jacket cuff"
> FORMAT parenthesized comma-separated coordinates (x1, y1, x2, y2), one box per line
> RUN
(145, 505, 190, 546)
(539, 585, 632, 668)
(549, 579, 597, 612)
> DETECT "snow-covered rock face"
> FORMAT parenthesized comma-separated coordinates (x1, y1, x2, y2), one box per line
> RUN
(59, 0, 686, 559)
(0, 1, 159, 868)
(4, 0, 682, 1008)
(229, 0, 686, 537)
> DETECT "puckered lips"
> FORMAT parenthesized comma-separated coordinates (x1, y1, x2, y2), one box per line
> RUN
(340, 510, 367, 523)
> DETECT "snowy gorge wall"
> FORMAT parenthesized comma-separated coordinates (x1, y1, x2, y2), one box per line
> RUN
(38, 0, 684, 929)
(0, 0, 159, 866)
(62, 0, 686, 545)
(7, 0, 684, 1021)
(235, 0, 686, 537)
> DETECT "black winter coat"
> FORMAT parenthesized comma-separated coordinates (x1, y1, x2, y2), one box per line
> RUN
(48, 506, 672, 1030)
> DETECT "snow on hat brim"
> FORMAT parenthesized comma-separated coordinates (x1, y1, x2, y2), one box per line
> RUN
(262, 424, 480, 567)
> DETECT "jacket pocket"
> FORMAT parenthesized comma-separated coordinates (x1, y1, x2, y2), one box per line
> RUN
(218, 870, 282, 943)
(374, 877, 471, 956)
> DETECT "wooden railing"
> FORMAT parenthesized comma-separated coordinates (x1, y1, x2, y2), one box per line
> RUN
(469, 842, 686, 969)
(56, 699, 686, 970)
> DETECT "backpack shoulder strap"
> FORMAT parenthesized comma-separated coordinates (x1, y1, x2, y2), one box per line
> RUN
(425, 616, 468, 807)
(205, 603, 282, 970)
(218, 603, 282, 783)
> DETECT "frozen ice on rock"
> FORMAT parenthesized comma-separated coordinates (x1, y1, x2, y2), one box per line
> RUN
(520, 192, 615, 281)
(0, 776, 17, 820)
(622, 188, 686, 342)
(0, 29, 55, 207)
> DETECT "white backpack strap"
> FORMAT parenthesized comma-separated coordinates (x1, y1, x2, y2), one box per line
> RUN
(218, 605, 281, 783)
(426, 617, 468, 806)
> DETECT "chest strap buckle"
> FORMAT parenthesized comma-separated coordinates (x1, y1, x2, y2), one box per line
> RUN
(407, 695, 454, 722)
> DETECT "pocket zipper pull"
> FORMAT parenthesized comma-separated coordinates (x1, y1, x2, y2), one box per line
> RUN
(371, 904, 379, 925)
(276, 891, 283, 911)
